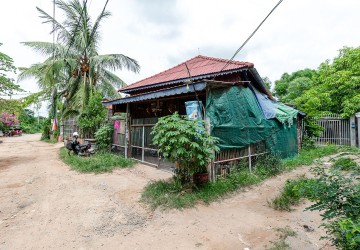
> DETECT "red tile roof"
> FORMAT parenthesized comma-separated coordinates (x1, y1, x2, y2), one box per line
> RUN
(119, 55, 254, 92)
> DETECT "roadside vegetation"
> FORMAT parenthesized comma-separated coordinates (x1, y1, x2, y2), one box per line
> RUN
(269, 153, 360, 250)
(142, 145, 345, 210)
(59, 147, 134, 173)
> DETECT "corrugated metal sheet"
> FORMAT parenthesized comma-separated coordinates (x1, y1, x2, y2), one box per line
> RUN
(104, 82, 206, 105)
(120, 55, 253, 93)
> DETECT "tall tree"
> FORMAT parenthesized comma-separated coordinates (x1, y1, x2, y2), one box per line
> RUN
(0, 43, 23, 96)
(274, 68, 317, 104)
(18, 0, 140, 117)
(294, 46, 360, 117)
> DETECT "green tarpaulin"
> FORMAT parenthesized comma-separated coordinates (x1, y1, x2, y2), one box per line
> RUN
(206, 85, 298, 158)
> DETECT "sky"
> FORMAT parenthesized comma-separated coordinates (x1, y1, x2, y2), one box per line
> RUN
(1, 0, 360, 116)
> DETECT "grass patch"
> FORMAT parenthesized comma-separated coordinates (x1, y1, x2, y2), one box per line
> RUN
(41, 138, 58, 144)
(268, 176, 316, 211)
(59, 147, 135, 173)
(142, 145, 354, 210)
(142, 168, 262, 209)
(332, 157, 358, 171)
(282, 145, 340, 170)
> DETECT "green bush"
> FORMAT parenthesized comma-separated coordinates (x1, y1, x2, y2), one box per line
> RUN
(78, 92, 107, 138)
(304, 167, 360, 249)
(253, 154, 284, 178)
(95, 123, 114, 152)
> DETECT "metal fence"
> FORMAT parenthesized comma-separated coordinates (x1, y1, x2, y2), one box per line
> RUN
(61, 118, 78, 142)
(315, 114, 351, 146)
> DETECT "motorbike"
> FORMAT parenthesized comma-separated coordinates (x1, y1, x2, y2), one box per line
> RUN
(65, 140, 96, 156)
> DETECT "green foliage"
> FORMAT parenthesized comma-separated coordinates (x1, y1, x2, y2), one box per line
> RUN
(329, 218, 360, 250)
(0, 99, 23, 117)
(301, 135, 316, 150)
(95, 123, 114, 151)
(332, 157, 358, 171)
(253, 154, 284, 177)
(0, 44, 23, 96)
(19, 0, 140, 118)
(40, 118, 51, 140)
(271, 165, 360, 249)
(59, 147, 134, 173)
(152, 112, 219, 182)
(19, 109, 42, 134)
(282, 145, 339, 170)
(274, 69, 317, 103)
(78, 92, 107, 138)
(275, 47, 360, 118)
(142, 168, 262, 210)
(269, 176, 316, 211)
(303, 168, 360, 249)
(142, 145, 345, 210)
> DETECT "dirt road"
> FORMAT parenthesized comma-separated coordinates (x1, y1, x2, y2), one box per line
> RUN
(0, 134, 334, 249)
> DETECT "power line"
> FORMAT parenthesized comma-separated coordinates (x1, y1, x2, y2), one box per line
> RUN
(214, 0, 284, 78)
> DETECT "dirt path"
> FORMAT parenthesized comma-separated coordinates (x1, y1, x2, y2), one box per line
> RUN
(0, 134, 335, 250)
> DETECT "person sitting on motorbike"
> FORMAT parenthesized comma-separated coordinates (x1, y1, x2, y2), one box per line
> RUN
(71, 132, 80, 154)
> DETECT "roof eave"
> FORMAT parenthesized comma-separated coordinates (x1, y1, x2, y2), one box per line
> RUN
(119, 67, 250, 94)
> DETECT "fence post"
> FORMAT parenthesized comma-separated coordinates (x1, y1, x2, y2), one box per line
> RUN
(350, 116, 356, 147)
(125, 103, 129, 159)
(248, 144, 252, 172)
(356, 113, 360, 148)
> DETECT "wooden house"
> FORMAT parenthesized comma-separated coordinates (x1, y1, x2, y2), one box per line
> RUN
(103, 55, 302, 180)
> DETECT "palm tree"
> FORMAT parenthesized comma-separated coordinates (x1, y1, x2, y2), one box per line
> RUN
(18, 0, 139, 117)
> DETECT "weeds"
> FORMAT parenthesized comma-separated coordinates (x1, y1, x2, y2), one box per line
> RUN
(332, 157, 358, 171)
(59, 147, 135, 173)
(268, 226, 297, 250)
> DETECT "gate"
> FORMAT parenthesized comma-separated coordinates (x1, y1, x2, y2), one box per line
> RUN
(315, 114, 351, 146)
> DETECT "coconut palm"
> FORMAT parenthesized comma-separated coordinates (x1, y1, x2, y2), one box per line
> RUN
(18, 0, 139, 117)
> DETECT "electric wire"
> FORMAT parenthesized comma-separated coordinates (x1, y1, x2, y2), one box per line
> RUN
(214, 0, 284, 78)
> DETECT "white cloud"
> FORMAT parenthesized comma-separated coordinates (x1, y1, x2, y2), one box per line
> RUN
(1, 0, 359, 116)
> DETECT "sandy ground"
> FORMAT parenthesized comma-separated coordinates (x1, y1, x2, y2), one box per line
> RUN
(0, 134, 337, 250)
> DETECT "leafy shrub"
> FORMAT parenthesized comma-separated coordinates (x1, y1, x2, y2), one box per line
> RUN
(303, 167, 360, 249)
(301, 135, 316, 150)
(152, 112, 219, 183)
(78, 92, 107, 138)
(253, 154, 284, 178)
(95, 123, 114, 151)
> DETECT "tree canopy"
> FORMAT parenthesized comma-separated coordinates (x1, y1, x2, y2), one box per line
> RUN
(0, 43, 23, 96)
(18, 0, 140, 118)
(274, 46, 360, 118)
